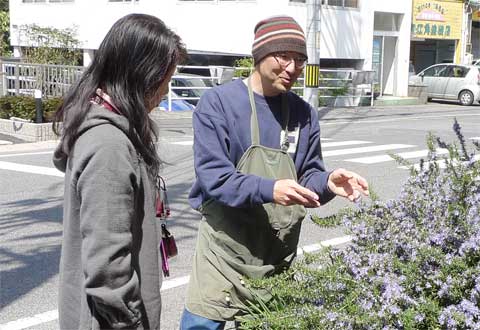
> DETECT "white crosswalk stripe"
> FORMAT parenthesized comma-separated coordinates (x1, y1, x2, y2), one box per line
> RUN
(321, 140, 372, 148)
(398, 154, 480, 171)
(0, 161, 64, 177)
(345, 148, 449, 164)
(323, 144, 415, 157)
(171, 140, 193, 146)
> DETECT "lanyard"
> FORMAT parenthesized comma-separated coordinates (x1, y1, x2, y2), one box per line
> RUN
(90, 88, 121, 114)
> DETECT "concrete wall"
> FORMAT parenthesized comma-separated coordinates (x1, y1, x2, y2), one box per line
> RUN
(0, 119, 58, 142)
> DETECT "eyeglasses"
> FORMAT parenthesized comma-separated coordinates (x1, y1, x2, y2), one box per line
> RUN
(273, 53, 308, 69)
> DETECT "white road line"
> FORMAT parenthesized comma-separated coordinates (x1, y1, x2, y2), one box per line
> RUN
(320, 138, 332, 141)
(0, 151, 54, 158)
(320, 113, 480, 126)
(297, 235, 352, 255)
(470, 137, 480, 140)
(171, 141, 193, 146)
(398, 154, 480, 171)
(0, 140, 13, 145)
(345, 148, 449, 164)
(321, 140, 372, 148)
(0, 310, 59, 330)
(322, 144, 415, 157)
(0, 235, 351, 330)
(0, 161, 64, 177)
(160, 275, 190, 291)
(0, 141, 57, 153)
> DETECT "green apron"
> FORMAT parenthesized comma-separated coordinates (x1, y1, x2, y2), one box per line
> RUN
(186, 78, 307, 321)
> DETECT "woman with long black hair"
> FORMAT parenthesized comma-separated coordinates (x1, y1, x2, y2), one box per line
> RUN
(52, 14, 186, 330)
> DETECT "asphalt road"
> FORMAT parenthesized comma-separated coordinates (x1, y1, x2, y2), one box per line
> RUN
(0, 102, 479, 330)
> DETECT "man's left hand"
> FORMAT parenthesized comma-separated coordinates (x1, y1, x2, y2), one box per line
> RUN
(327, 168, 369, 202)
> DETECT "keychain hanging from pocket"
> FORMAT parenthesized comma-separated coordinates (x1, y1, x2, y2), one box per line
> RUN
(156, 175, 177, 277)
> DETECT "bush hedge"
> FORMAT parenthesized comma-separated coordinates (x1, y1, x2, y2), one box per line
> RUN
(239, 120, 480, 330)
(0, 95, 62, 122)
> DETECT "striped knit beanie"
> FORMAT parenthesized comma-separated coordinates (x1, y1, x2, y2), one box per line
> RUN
(252, 15, 307, 65)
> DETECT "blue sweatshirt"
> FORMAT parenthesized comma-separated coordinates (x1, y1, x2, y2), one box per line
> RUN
(188, 78, 335, 209)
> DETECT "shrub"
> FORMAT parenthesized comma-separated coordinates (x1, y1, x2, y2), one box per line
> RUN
(238, 120, 480, 330)
(0, 95, 62, 122)
(0, 95, 36, 121)
(42, 97, 63, 122)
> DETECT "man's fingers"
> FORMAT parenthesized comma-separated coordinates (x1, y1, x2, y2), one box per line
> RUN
(351, 175, 369, 195)
(290, 194, 320, 207)
(273, 179, 320, 207)
(293, 184, 319, 202)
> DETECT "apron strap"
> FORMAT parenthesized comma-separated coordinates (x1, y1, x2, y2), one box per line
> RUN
(280, 93, 290, 152)
(247, 77, 260, 145)
(247, 77, 290, 150)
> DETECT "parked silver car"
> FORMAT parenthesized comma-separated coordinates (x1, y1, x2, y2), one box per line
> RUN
(410, 63, 480, 106)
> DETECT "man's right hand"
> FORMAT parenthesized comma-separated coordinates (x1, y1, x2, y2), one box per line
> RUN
(273, 179, 320, 208)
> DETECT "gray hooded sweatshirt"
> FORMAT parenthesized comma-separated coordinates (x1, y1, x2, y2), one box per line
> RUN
(53, 105, 162, 330)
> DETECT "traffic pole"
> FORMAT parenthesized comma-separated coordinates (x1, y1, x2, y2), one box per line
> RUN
(304, 0, 320, 108)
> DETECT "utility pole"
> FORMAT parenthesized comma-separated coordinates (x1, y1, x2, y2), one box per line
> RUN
(304, 0, 321, 108)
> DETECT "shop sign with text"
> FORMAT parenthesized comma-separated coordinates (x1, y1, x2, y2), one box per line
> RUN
(411, 0, 463, 39)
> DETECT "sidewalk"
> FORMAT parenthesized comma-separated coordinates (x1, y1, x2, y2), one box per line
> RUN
(0, 102, 466, 145)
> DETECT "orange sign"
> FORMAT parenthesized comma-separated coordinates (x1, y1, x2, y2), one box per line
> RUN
(474, 9, 480, 22)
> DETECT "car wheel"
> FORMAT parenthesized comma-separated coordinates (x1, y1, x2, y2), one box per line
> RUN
(458, 90, 474, 106)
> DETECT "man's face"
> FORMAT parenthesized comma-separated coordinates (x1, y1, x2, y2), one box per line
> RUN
(257, 51, 307, 96)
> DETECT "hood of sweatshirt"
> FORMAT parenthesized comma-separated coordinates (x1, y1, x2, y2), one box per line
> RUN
(53, 104, 131, 173)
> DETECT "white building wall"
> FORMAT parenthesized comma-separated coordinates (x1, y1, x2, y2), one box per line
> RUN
(319, 7, 362, 59)
(9, 0, 412, 96)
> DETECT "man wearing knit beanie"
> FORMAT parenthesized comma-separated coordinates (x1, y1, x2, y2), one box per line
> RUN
(180, 15, 369, 329)
(252, 15, 308, 65)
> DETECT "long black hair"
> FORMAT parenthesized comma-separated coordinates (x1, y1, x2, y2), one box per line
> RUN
(53, 14, 187, 174)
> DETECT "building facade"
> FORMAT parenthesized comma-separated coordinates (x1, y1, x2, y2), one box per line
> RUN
(472, 8, 480, 60)
(9, 0, 413, 96)
(410, 0, 471, 73)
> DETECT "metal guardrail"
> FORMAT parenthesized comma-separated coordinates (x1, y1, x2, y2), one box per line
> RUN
(1, 62, 83, 97)
(0, 61, 375, 109)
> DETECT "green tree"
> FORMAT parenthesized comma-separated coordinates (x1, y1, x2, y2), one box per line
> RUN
(0, 0, 11, 56)
(20, 24, 82, 66)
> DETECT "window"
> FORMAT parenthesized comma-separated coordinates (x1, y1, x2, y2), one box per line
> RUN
(321, 0, 358, 8)
(423, 65, 447, 77)
(449, 66, 469, 78)
(374, 12, 402, 32)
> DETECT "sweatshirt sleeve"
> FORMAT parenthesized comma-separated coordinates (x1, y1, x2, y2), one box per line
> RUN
(298, 106, 336, 205)
(192, 91, 275, 208)
(75, 140, 143, 329)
